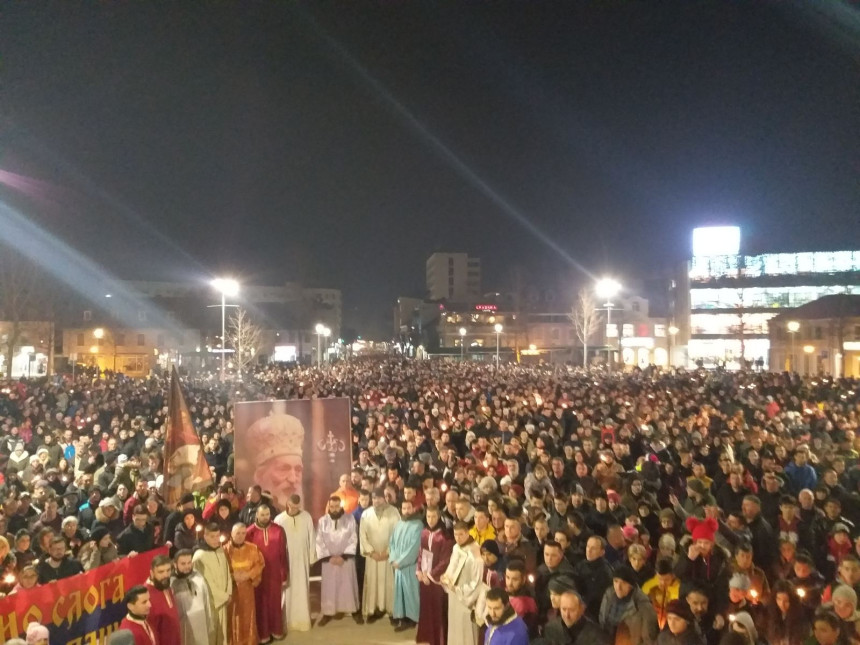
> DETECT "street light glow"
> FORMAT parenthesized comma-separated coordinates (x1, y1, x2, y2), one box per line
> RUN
(494, 323, 503, 333)
(787, 321, 800, 333)
(803, 345, 815, 354)
(315, 323, 326, 334)
(93, 328, 105, 339)
(459, 327, 467, 336)
(595, 277, 621, 300)
(668, 326, 679, 336)
(211, 278, 239, 297)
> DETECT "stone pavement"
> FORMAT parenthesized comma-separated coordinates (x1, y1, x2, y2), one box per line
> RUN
(274, 617, 415, 644)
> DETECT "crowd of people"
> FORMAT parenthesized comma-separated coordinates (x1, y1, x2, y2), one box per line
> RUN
(0, 360, 859, 645)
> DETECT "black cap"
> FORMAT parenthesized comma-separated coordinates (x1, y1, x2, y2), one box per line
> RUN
(480, 540, 500, 557)
(613, 564, 638, 586)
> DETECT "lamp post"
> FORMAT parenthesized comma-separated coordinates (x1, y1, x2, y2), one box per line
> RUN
(314, 323, 331, 366)
(668, 325, 679, 368)
(322, 326, 331, 363)
(93, 327, 117, 374)
(494, 323, 503, 365)
(596, 278, 621, 371)
(803, 344, 815, 376)
(459, 327, 467, 361)
(211, 278, 239, 382)
(787, 321, 800, 372)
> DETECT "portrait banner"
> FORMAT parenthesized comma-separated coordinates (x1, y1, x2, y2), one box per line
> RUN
(0, 547, 167, 644)
(234, 398, 352, 520)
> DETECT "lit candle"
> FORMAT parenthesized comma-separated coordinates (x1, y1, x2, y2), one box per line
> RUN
(728, 614, 736, 622)
(441, 483, 448, 492)
(196, 525, 202, 533)
(749, 589, 759, 599)
(797, 588, 806, 598)
(3, 574, 15, 585)
(528, 574, 535, 584)
(219, 535, 226, 544)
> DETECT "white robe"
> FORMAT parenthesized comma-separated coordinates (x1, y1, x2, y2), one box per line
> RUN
(359, 504, 400, 616)
(274, 509, 316, 632)
(316, 511, 359, 616)
(443, 540, 482, 645)
(171, 571, 215, 645)
(192, 547, 231, 645)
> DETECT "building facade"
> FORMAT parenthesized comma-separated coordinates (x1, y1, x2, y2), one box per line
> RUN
(767, 294, 860, 377)
(683, 227, 860, 369)
(60, 280, 342, 375)
(426, 253, 481, 302)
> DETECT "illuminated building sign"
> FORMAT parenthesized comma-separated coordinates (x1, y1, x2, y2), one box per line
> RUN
(475, 304, 497, 311)
(692, 226, 741, 258)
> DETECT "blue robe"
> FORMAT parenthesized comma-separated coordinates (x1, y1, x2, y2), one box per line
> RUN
(484, 613, 529, 645)
(389, 517, 422, 622)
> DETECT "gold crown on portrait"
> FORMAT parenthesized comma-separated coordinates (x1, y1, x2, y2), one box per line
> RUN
(252, 415, 305, 464)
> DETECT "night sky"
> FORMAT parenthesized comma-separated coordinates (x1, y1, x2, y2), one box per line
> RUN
(2, 1, 859, 337)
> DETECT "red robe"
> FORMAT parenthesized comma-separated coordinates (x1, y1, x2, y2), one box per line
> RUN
(119, 615, 157, 645)
(416, 527, 453, 645)
(246, 521, 289, 640)
(145, 582, 180, 645)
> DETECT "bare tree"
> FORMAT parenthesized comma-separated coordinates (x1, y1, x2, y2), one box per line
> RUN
(226, 308, 262, 372)
(569, 288, 601, 368)
(0, 248, 42, 377)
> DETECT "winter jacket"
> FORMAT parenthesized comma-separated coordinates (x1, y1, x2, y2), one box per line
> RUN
(599, 586, 660, 645)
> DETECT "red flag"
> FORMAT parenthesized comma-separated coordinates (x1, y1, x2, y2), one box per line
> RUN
(163, 366, 213, 507)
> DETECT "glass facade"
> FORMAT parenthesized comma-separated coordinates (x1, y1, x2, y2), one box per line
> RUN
(687, 249, 860, 369)
(690, 285, 856, 310)
(690, 251, 860, 281)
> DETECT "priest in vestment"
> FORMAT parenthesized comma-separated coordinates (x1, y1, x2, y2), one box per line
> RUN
(171, 549, 216, 645)
(441, 520, 483, 645)
(316, 495, 361, 624)
(224, 522, 264, 645)
(359, 488, 400, 621)
(274, 494, 316, 632)
(331, 473, 360, 514)
(246, 504, 289, 642)
(146, 554, 181, 645)
(389, 498, 423, 630)
(120, 585, 158, 645)
(192, 523, 231, 645)
(416, 506, 454, 645)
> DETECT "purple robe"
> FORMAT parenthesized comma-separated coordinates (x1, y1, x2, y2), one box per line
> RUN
(316, 511, 360, 616)
(417, 527, 454, 645)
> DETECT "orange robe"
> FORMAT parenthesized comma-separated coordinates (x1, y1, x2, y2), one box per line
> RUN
(224, 540, 265, 645)
(333, 486, 359, 514)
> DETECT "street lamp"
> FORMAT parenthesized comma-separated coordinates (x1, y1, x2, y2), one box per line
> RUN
(315, 323, 331, 366)
(494, 323, 503, 365)
(322, 326, 331, 363)
(668, 325, 679, 368)
(211, 278, 239, 382)
(459, 327, 467, 361)
(596, 278, 621, 370)
(787, 321, 800, 372)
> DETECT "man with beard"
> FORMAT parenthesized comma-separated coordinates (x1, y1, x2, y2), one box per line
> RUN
(316, 495, 361, 625)
(360, 487, 400, 623)
(275, 494, 316, 633)
(485, 588, 530, 645)
(245, 504, 289, 643)
(504, 559, 539, 635)
(146, 554, 180, 645)
(192, 523, 231, 645)
(119, 585, 157, 645)
(224, 523, 264, 645)
(441, 520, 483, 645)
(171, 549, 215, 645)
(417, 506, 453, 645)
(36, 535, 84, 583)
(389, 498, 423, 631)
